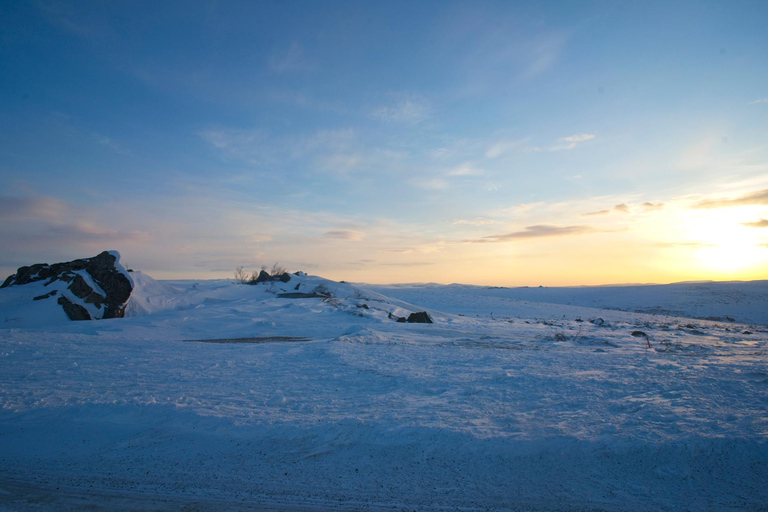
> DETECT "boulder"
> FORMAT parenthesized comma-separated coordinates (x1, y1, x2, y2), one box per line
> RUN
(406, 312, 433, 324)
(1, 251, 133, 321)
(253, 270, 272, 284)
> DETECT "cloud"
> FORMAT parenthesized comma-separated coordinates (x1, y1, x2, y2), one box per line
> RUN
(0, 196, 68, 220)
(447, 164, 484, 177)
(411, 177, 448, 190)
(551, 133, 595, 151)
(582, 203, 630, 216)
(485, 138, 527, 159)
(378, 262, 434, 267)
(641, 202, 664, 211)
(371, 97, 430, 123)
(655, 241, 715, 248)
(454, 219, 496, 225)
(324, 230, 365, 241)
(613, 203, 630, 213)
(561, 134, 595, 144)
(742, 219, 768, 228)
(476, 224, 596, 243)
(749, 98, 768, 104)
(693, 189, 768, 209)
(94, 134, 131, 155)
(269, 42, 313, 74)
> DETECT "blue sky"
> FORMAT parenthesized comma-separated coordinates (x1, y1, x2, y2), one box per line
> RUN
(2, 0, 767, 284)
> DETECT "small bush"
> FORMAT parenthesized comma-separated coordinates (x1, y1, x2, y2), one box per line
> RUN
(234, 266, 249, 284)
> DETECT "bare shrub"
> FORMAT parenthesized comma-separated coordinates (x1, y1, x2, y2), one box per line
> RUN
(234, 266, 249, 284)
(270, 262, 286, 276)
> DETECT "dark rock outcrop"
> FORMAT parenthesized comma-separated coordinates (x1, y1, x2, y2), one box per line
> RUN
(251, 270, 292, 285)
(406, 312, 433, 323)
(1, 251, 133, 321)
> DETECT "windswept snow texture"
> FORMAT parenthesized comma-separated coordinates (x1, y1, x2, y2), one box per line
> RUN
(1, 274, 767, 511)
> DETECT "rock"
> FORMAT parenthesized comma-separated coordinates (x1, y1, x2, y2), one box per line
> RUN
(58, 296, 91, 321)
(406, 312, 433, 324)
(631, 330, 647, 337)
(253, 270, 272, 284)
(396, 317, 406, 323)
(279, 273, 292, 283)
(1, 251, 133, 321)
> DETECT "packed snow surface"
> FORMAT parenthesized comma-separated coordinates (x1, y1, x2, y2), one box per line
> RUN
(1, 273, 767, 511)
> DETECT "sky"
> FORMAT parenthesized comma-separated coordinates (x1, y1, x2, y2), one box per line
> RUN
(1, 0, 767, 286)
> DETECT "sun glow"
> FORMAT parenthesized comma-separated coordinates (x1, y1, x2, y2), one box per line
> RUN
(681, 207, 768, 274)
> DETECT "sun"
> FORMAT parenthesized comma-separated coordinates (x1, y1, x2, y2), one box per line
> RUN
(695, 243, 766, 272)
(682, 207, 768, 275)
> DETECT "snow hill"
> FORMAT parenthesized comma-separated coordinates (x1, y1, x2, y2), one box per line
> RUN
(1, 270, 767, 511)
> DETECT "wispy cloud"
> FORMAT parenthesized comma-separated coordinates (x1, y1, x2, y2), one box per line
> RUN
(550, 133, 595, 151)
(485, 138, 528, 159)
(742, 219, 768, 228)
(0, 196, 68, 220)
(693, 189, 768, 208)
(454, 218, 496, 226)
(475, 224, 596, 243)
(94, 134, 131, 155)
(378, 261, 434, 267)
(749, 98, 768, 104)
(371, 96, 430, 123)
(582, 209, 610, 217)
(324, 230, 365, 241)
(447, 164, 484, 177)
(269, 42, 313, 74)
(582, 203, 630, 216)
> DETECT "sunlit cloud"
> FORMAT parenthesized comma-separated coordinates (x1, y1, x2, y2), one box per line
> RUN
(324, 230, 365, 241)
(742, 219, 768, 228)
(693, 189, 768, 208)
(582, 203, 631, 216)
(642, 202, 665, 211)
(613, 203, 630, 213)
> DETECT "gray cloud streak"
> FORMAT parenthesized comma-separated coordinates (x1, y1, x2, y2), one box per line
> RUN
(693, 189, 768, 209)
(476, 224, 596, 243)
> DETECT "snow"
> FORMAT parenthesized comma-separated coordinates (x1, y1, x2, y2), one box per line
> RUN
(1, 273, 767, 511)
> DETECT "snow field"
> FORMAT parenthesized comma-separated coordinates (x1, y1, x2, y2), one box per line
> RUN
(1, 274, 767, 510)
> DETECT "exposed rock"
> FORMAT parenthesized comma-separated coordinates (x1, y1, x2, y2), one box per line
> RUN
(253, 270, 272, 284)
(58, 296, 91, 321)
(1, 251, 133, 321)
(252, 271, 293, 285)
(406, 311, 433, 324)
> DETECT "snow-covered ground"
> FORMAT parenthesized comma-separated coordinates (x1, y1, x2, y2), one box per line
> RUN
(1, 273, 767, 511)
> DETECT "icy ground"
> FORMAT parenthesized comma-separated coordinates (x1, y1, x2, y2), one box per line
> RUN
(1, 274, 767, 511)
